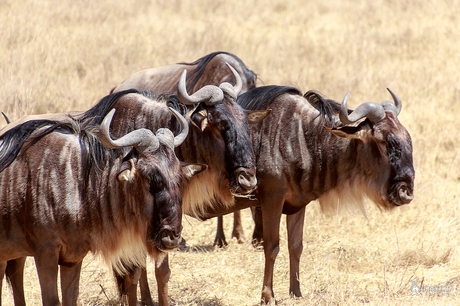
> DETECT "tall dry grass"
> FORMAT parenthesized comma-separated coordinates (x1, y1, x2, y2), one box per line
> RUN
(1, 0, 459, 305)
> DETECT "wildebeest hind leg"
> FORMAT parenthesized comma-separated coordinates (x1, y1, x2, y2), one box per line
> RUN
(260, 190, 285, 305)
(60, 260, 82, 306)
(231, 210, 247, 244)
(5, 257, 27, 306)
(251, 206, 263, 247)
(287, 207, 305, 298)
(214, 216, 228, 247)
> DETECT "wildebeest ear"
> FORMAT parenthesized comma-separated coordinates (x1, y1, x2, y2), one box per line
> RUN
(324, 125, 368, 139)
(118, 159, 136, 182)
(246, 109, 271, 124)
(181, 162, 208, 179)
(191, 104, 209, 131)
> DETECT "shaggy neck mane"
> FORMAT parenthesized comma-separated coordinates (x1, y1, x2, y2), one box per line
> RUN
(77, 89, 140, 127)
(303, 90, 343, 129)
(302, 90, 387, 214)
(0, 90, 148, 174)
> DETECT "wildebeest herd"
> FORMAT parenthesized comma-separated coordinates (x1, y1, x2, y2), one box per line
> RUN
(0, 52, 414, 305)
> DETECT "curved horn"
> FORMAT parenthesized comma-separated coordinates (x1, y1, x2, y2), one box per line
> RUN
(99, 109, 160, 154)
(177, 69, 224, 106)
(383, 88, 402, 116)
(339, 92, 386, 124)
(169, 107, 189, 147)
(154, 106, 190, 150)
(219, 63, 243, 99)
(1, 112, 11, 124)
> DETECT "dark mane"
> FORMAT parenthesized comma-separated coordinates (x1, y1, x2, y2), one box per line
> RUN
(303, 90, 346, 128)
(237, 85, 302, 111)
(179, 51, 257, 92)
(77, 89, 140, 128)
(0, 120, 60, 172)
(0, 90, 146, 173)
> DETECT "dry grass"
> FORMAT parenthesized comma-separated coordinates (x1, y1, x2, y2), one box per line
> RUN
(1, 0, 459, 305)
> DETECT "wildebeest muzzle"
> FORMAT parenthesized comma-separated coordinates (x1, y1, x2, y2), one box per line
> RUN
(390, 180, 414, 205)
(232, 166, 257, 196)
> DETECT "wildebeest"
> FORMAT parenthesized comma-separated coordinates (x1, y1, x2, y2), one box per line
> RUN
(109, 59, 268, 305)
(111, 51, 257, 96)
(0, 90, 195, 305)
(197, 86, 415, 304)
(111, 51, 262, 248)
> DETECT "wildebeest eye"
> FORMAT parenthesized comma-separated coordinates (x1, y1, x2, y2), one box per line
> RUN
(149, 171, 166, 193)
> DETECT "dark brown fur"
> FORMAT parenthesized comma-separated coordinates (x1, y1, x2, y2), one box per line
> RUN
(0, 91, 185, 306)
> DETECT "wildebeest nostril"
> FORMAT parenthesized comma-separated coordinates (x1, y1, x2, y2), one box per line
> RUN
(160, 230, 181, 250)
(398, 185, 414, 204)
(238, 173, 257, 190)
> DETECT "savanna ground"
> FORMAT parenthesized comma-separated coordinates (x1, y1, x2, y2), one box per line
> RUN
(1, 0, 459, 305)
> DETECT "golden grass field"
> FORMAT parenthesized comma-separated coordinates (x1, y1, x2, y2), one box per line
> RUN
(1, 0, 460, 305)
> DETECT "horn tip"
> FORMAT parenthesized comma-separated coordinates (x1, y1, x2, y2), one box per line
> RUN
(102, 109, 116, 126)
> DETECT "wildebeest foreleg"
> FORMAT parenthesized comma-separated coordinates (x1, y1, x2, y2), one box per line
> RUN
(260, 190, 285, 305)
(60, 261, 82, 306)
(231, 210, 247, 244)
(5, 257, 27, 306)
(139, 267, 154, 306)
(34, 247, 60, 306)
(286, 207, 305, 298)
(152, 249, 170, 306)
(214, 216, 228, 247)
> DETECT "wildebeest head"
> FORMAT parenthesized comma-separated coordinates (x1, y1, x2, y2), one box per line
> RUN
(324, 88, 414, 208)
(177, 64, 269, 196)
(98, 107, 193, 252)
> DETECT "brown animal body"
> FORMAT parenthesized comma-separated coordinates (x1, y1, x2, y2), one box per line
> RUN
(198, 85, 415, 304)
(111, 51, 257, 96)
(109, 53, 267, 305)
(0, 90, 191, 306)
